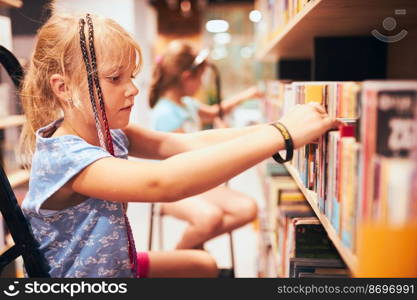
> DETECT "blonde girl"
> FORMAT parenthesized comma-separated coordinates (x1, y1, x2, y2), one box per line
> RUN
(20, 13, 339, 278)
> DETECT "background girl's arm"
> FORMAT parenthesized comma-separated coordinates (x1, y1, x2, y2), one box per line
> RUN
(198, 86, 260, 122)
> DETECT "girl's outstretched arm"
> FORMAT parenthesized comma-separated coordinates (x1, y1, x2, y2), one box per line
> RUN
(72, 103, 338, 204)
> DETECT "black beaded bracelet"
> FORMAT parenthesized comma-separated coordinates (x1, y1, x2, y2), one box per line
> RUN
(269, 122, 294, 163)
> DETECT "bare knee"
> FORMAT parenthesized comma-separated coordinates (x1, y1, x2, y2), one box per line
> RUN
(191, 207, 223, 235)
(235, 197, 258, 224)
(243, 197, 258, 222)
(187, 250, 218, 277)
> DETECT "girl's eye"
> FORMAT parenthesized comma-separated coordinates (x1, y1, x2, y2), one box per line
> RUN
(109, 76, 120, 82)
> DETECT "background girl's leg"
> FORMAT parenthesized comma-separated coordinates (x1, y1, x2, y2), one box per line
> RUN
(199, 185, 258, 238)
(161, 186, 257, 249)
(161, 198, 224, 249)
(147, 250, 218, 278)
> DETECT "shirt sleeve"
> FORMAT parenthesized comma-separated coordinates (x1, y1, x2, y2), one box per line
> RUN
(182, 97, 201, 114)
(152, 104, 187, 132)
(23, 136, 112, 216)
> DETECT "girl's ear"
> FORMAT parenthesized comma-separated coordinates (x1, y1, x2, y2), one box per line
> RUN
(50, 74, 70, 103)
(181, 70, 192, 82)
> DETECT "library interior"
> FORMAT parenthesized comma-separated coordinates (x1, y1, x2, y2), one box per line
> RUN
(0, 0, 416, 279)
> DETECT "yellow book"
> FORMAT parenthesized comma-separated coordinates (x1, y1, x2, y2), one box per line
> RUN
(280, 191, 305, 203)
(305, 84, 324, 103)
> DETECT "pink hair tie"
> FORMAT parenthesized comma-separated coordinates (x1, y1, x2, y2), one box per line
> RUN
(155, 55, 163, 65)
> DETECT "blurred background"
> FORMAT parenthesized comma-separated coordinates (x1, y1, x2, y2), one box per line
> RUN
(2, 0, 271, 128)
(0, 0, 266, 277)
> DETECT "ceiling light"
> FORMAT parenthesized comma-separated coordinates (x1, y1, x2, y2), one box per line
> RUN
(249, 10, 262, 23)
(206, 20, 229, 33)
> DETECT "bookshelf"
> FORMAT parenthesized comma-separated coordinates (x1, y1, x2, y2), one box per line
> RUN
(256, 0, 417, 62)
(0, 115, 25, 129)
(256, 0, 417, 277)
(0, 0, 22, 8)
(284, 163, 358, 275)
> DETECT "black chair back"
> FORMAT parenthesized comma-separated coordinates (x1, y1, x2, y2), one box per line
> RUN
(0, 45, 50, 277)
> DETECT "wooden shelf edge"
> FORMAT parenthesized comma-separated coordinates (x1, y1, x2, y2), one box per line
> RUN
(0, 0, 22, 8)
(9, 169, 29, 188)
(0, 115, 26, 129)
(255, 0, 322, 60)
(284, 163, 359, 275)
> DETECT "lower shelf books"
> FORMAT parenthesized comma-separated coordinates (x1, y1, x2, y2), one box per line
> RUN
(277, 199, 316, 277)
(258, 161, 348, 277)
(289, 257, 348, 278)
(257, 161, 299, 277)
(281, 216, 346, 277)
(289, 217, 340, 259)
(264, 165, 298, 232)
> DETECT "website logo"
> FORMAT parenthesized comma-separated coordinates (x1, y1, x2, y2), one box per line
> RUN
(3, 281, 20, 297)
(372, 9, 408, 43)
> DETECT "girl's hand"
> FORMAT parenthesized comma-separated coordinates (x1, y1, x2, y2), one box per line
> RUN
(278, 102, 342, 148)
(243, 86, 263, 99)
(233, 86, 263, 103)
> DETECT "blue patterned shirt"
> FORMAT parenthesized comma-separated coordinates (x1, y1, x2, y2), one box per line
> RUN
(22, 119, 134, 278)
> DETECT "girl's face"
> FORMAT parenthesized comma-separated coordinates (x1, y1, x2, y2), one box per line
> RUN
(182, 71, 203, 96)
(98, 62, 139, 129)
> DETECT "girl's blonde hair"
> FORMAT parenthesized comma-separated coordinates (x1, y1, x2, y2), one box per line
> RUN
(19, 13, 142, 165)
(149, 41, 206, 108)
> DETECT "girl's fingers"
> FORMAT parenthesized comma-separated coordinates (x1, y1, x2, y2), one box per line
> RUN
(325, 117, 344, 130)
(307, 101, 327, 114)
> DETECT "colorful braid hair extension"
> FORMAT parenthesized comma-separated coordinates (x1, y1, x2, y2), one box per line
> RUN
(78, 18, 106, 150)
(85, 15, 115, 155)
(79, 14, 139, 278)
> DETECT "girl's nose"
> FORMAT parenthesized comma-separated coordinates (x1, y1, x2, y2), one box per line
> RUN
(126, 80, 139, 97)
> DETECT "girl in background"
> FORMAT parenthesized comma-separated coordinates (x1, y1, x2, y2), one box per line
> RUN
(149, 41, 259, 250)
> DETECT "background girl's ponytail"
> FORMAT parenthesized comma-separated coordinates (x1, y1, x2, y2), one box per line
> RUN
(148, 63, 164, 108)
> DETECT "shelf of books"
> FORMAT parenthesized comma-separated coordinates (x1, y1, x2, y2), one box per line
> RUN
(255, 0, 417, 61)
(0, 115, 26, 129)
(257, 160, 350, 277)
(284, 163, 359, 273)
(259, 80, 417, 277)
